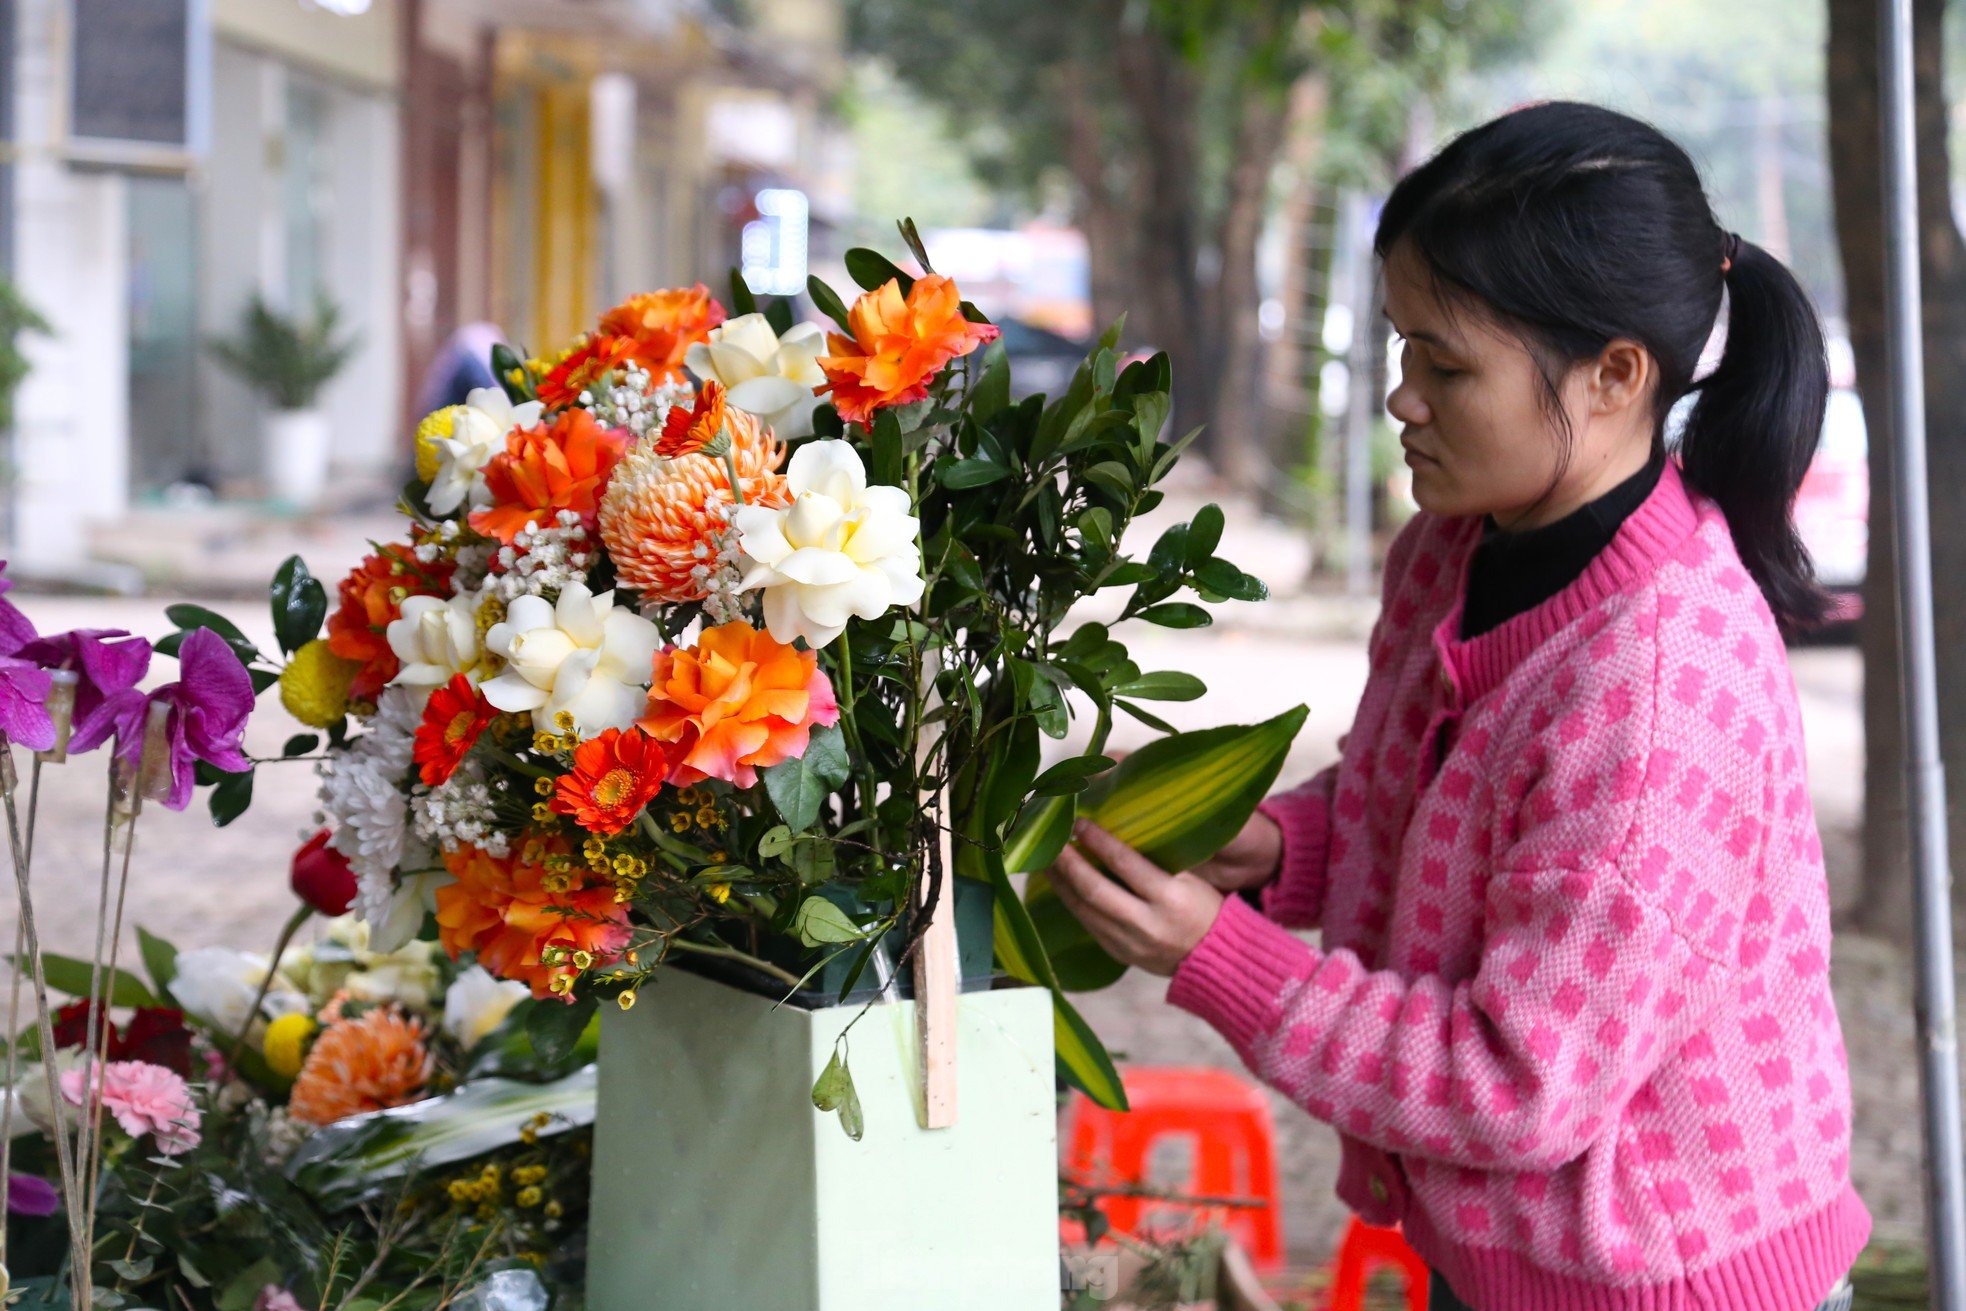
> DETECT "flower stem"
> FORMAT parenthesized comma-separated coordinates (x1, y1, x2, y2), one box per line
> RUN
(663, 936, 803, 988)
(722, 445, 745, 507)
(222, 905, 313, 1074)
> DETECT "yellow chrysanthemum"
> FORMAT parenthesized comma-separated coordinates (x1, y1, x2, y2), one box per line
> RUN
(263, 1012, 319, 1080)
(280, 638, 361, 728)
(414, 406, 467, 483)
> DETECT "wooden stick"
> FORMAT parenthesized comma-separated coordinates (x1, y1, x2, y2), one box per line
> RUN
(912, 648, 959, 1130)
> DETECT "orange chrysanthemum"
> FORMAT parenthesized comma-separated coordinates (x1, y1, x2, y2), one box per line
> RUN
(598, 285, 725, 383)
(551, 727, 672, 835)
(287, 1007, 434, 1127)
(817, 274, 1001, 427)
(326, 545, 456, 701)
(535, 333, 640, 411)
(597, 409, 790, 604)
(655, 380, 728, 458)
(435, 842, 631, 1000)
(639, 621, 841, 789)
(469, 408, 633, 545)
(414, 674, 494, 787)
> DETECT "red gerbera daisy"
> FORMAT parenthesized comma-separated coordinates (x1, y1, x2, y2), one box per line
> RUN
(551, 726, 672, 835)
(655, 379, 729, 458)
(414, 674, 494, 787)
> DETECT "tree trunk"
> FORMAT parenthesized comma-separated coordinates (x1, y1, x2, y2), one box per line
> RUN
(1059, 63, 1132, 340)
(1826, 0, 1966, 942)
(1206, 88, 1293, 492)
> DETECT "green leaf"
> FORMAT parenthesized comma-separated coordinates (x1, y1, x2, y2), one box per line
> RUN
(764, 296, 795, 336)
(286, 1064, 596, 1210)
(137, 926, 179, 997)
(164, 605, 260, 664)
(490, 342, 532, 402)
(269, 555, 327, 655)
(1138, 602, 1212, 629)
(1082, 460, 1135, 501)
(762, 724, 850, 832)
(1186, 504, 1225, 567)
(1004, 793, 1075, 875)
(811, 1045, 864, 1141)
(807, 275, 853, 333)
(844, 247, 914, 294)
(1116, 699, 1178, 734)
(1053, 987, 1128, 1110)
(282, 732, 319, 757)
(18, 954, 161, 1008)
(1025, 871, 1128, 991)
(793, 896, 867, 946)
(523, 995, 598, 1066)
(1029, 754, 1114, 797)
(757, 825, 794, 859)
(1193, 558, 1269, 602)
(1114, 671, 1206, 702)
(938, 458, 1009, 490)
(727, 265, 758, 316)
(207, 766, 255, 828)
(971, 342, 1011, 419)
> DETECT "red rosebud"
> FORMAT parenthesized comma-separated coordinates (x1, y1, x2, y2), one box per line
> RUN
(292, 829, 357, 917)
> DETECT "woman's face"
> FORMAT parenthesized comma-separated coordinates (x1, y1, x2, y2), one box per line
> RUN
(1381, 239, 1655, 530)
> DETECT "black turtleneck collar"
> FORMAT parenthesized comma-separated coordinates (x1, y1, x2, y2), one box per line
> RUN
(1458, 446, 1667, 641)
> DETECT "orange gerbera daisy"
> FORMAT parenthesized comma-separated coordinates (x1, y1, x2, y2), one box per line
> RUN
(551, 726, 672, 835)
(655, 380, 729, 458)
(286, 1007, 433, 1126)
(535, 333, 640, 411)
(435, 842, 631, 1000)
(413, 674, 494, 786)
(599, 285, 725, 383)
(639, 621, 841, 789)
(817, 274, 1001, 427)
(469, 408, 633, 545)
(326, 545, 456, 701)
(597, 410, 790, 604)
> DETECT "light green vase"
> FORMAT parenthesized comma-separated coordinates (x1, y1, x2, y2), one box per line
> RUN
(586, 965, 1062, 1309)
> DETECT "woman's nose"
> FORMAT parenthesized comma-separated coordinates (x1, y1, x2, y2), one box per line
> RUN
(1386, 376, 1430, 428)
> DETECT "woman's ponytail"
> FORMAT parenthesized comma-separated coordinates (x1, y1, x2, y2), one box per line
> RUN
(1677, 238, 1831, 630)
(1375, 102, 1834, 632)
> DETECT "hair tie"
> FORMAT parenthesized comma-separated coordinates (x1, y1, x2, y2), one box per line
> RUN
(1720, 231, 1741, 275)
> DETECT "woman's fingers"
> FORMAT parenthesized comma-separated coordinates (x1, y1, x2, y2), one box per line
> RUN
(1071, 820, 1174, 900)
(1049, 846, 1144, 959)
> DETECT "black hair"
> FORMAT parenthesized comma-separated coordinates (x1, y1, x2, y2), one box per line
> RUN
(1373, 100, 1830, 630)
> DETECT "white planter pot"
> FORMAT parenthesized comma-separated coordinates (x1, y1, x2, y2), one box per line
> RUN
(587, 966, 1060, 1310)
(265, 407, 332, 508)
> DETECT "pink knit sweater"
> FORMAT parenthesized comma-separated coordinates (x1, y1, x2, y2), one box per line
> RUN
(1167, 460, 1870, 1311)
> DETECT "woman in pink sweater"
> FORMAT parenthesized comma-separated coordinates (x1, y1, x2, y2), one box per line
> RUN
(1048, 102, 1869, 1311)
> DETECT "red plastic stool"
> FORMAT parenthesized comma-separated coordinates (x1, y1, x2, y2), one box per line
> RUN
(1060, 1065, 1284, 1272)
(1320, 1217, 1430, 1311)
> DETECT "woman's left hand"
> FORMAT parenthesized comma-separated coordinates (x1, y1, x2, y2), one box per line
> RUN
(1047, 820, 1226, 977)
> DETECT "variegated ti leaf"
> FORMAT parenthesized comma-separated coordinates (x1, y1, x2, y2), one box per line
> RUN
(285, 1065, 596, 1211)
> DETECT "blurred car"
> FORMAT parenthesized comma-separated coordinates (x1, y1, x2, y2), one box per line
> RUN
(996, 317, 1092, 399)
(1794, 386, 1868, 625)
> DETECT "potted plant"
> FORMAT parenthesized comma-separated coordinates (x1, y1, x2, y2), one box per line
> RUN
(208, 295, 359, 508)
(236, 228, 1300, 1308)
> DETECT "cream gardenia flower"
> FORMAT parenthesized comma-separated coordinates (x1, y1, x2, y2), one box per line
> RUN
(386, 591, 483, 689)
(169, 947, 310, 1036)
(731, 440, 925, 649)
(684, 313, 826, 439)
(480, 581, 661, 736)
(443, 965, 530, 1050)
(426, 386, 545, 517)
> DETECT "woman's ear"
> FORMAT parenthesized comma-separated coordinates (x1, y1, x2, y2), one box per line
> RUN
(1587, 339, 1654, 417)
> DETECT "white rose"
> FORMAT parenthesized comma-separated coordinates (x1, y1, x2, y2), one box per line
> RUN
(443, 965, 530, 1051)
(427, 386, 545, 517)
(685, 313, 826, 439)
(386, 591, 484, 689)
(480, 581, 662, 737)
(732, 440, 925, 649)
(368, 867, 454, 955)
(169, 947, 310, 1036)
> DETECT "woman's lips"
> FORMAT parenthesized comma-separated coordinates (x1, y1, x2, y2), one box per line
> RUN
(1402, 446, 1438, 467)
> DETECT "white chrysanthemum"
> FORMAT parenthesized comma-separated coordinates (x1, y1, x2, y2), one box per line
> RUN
(386, 590, 484, 689)
(731, 440, 925, 648)
(480, 581, 661, 737)
(427, 386, 544, 517)
(685, 313, 826, 439)
(319, 686, 422, 936)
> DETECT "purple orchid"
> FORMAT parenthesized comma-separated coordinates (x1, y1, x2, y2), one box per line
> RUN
(6, 1171, 59, 1216)
(19, 628, 154, 755)
(123, 626, 254, 811)
(0, 654, 55, 751)
(0, 561, 39, 657)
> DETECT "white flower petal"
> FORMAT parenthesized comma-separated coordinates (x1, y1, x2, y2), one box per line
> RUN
(705, 339, 769, 386)
(481, 670, 550, 712)
(727, 374, 806, 419)
(787, 440, 867, 503)
(840, 507, 917, 565)
(598, 610, 661, 682)
(775, 546, 862, 587)
(783, 492, 846, 549)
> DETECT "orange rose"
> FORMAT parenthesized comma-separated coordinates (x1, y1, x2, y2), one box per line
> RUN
(325, 545, 456, 701)
(599, 285, 725, 383)
(536, 333, 640, 411)
(469, 408, 633, 545)
(639, 621, 841, 789)
(817, 274, 1001, 427)
(435, 842, 631, 1001)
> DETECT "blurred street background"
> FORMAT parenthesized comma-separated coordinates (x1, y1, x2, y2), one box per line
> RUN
(0, 0, 1955, 1285)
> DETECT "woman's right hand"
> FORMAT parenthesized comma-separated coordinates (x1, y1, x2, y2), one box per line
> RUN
(1190, 811, 1284, 893)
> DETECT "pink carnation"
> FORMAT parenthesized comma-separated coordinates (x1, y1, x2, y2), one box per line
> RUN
(254, 1287, 308, 1311)
(60, 1059, 201, 1155)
